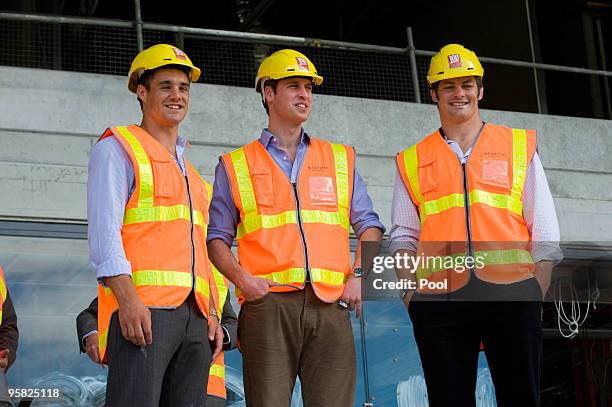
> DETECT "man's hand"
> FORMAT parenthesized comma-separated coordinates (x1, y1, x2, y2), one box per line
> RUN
(85, 333, 102, 364)
(103, 275, 152, 347)
(341, 274, 362, 318)
(0, 349, 9, 372)
(118, 297, 152, 347)
(238, 273, 279, 302)
(208, 314, 224, 361)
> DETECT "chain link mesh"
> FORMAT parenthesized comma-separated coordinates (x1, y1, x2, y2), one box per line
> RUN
(0, 19, 137, 75)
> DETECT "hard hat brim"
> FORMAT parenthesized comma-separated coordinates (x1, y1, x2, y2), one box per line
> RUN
(128, 61, 202, 93)
(255, 72, 323, 92)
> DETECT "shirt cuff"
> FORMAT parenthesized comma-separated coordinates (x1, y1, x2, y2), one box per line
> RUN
(531, 242, 564, 265)
(206, 231, 234, 247)
(388, 239, 418, 256)
(95, 257, 132, 280)
(82, 330, 98, 349)
(222, 326, 230, 346)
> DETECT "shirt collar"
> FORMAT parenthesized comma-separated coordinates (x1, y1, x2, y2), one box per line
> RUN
(260, 128, 310, 148)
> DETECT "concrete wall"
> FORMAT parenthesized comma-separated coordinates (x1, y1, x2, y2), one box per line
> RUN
(0, 66, 610, 241)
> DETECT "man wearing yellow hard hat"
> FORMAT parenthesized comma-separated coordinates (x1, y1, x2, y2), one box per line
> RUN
(87, 43, 223, 406)
(390, 44, 562, 406)
(207, 49, 384, 406)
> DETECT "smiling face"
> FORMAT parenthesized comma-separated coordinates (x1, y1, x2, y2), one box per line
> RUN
(265, 77, 313, 125)
(137, 68, 190, 127)
(431, 76, 483, 124)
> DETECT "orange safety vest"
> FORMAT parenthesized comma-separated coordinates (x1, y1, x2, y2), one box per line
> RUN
(0, 266, 6, 325)
(222, 137, 354, 303)
(96, 125, 217, 362)
(396, 124, 536, 293)
(207, 265, 229, 399)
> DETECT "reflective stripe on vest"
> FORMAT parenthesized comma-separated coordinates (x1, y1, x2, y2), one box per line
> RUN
(0, 267, 6, 326)
(402, 128, 528, 224)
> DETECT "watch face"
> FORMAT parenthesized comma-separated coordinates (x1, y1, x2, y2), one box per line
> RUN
(353, 268, 363, 277)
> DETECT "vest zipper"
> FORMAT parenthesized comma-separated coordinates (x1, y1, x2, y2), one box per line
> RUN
(461, 163, 474, 262)
(184, 174, 197, 291)
(292, 182, 310, 285)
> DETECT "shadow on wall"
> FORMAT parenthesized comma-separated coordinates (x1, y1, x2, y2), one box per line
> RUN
(15, 366, 307, 407)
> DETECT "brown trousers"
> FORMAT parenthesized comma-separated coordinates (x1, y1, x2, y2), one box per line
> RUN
(238, 284, 356, 407)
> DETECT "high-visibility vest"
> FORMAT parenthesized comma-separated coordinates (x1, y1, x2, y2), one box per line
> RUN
(222, 137, 354, 303)
(396, 124, 536, 293)
(0, 266, 6, 325)
(96, 125, 217, 362)
(207, 265, 228, 399)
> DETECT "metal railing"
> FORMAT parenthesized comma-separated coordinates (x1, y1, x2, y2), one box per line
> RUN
(1, 9, 611, 118)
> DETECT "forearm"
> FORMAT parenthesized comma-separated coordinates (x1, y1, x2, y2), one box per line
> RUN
(353, 227, 383, 270)
(207, 239, 250, 289)
(394, 249, 418, 286)
(534, 260, 553, 296)
(102, 274, 140, 307)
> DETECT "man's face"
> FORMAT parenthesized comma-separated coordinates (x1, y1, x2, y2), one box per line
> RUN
(431, 76, 483, 123)
(137, 68, 190, 126)
(265, 77, 313, 125)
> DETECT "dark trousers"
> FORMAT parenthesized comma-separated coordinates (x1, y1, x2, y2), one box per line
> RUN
(106, 294, 211, 407)
(409, 278, 543, 407)
(239, 284, 356, 407)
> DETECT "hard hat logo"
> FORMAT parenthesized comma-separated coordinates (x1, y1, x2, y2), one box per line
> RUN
(172, 48, 186, 60)
(448, 54, 462, 69)
(296, 57, 310, 71)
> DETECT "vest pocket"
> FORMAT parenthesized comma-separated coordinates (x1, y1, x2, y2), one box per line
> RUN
(151, 159, 175, 198)
(481, 158, 511, 189)
(252, 167, 274, 207)
(308, 176, 337, 206)
(417, 157, 438, 194)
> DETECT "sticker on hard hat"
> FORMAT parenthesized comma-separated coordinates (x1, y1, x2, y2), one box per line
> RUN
(296, 57, 309, 71)
(448, 54, 462, 69)
(172, 48, 187, 60)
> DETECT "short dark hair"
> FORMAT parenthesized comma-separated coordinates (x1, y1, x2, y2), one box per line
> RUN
(261, 79, 279, 115)
(136, 64, 191, 109)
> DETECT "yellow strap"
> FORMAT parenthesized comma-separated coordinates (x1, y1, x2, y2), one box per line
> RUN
(0, 280, 6, 303)
(212, 264, 228, 312)
(418, 249, 534, 274)
(310, 268, 346, 286)
(209, 362, 225, 379)
(511, 129, 528, 205)
(103, 270, 209, 300)
(418, 189, 523, 224)
(236, 209, 350, 239)
(116, 126, 154, 208)
(257, 268, 306, 285)
(331, 143, 350, 212)
(230, 148, 258, 217)
(124, 204, 205, 228)
(402, 146, 424, 205)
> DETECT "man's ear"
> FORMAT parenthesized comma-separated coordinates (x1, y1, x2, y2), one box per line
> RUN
(430, 88, 438, 103)
(263, 85, 275, 106)
(478, 86, 484, 101)
(136, 84, 147, 103)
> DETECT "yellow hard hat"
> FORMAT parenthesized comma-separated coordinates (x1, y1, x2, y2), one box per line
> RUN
(427, 44, 484, 86)
(255, 49, 323, 92)
(127, 44, 201, 93)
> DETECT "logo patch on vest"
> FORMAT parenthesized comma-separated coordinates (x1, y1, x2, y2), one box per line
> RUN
(448, 54, 462, 69)
(309, 176, 337, 206)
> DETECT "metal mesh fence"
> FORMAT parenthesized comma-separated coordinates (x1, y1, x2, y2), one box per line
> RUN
(0, 19, 137, 75)
(1, 15, 610, 118)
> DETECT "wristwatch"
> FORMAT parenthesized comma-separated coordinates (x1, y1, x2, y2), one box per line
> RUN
(352, 267, 364, 278)
(399, 288, 415, 301)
